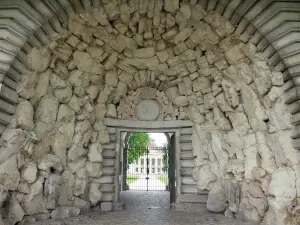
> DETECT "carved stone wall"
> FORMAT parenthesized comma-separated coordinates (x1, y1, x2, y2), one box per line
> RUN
(0, 1, 298, 225)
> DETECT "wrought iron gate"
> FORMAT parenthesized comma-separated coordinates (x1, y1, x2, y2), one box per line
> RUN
(124, 147, 169, 191)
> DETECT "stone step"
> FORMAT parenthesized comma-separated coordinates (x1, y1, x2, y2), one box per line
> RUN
(0, 123, 6, 134)
(180, 167, 193, 176)
(102, 167, 116, 176)
(178, 194, 208, 204)
(102, 143, 116, 150)
(100, 184, 115, 193)
(180, 151, 194, 160)
(290, 112, 300, 125)
(288, 100, 300, 115)
(180, 185, 209, 195)
(181, 160, 194, 168)
(4, 76, 17, 90)
(102, 150, 116, 159)
(180, 128, 193, 135)
(180, 143, 192, 151)
(0, 110, 11, 125)
(103, 159, 115, 167)
(0, 97, 16, 114)
(179, 135, 192, 143)
(181, 177, 197, 185)
(109, 134, 116, 142)
(292, 137, 300, 150)
(181, 185, 197, 194)
(107, 127, 117, 134)
(7, 68, 21, 82)
(291, 125, 300, 138)
(104, 118, 193, 129)
(0, 83, 18, 104)
(102, 193, 114, 202)
(285, 86, 300, 104)
(93, 176, 114, 184)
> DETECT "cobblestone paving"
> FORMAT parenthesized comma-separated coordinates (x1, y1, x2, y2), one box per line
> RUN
(30, 191, 255, 225)
(120, 190, 170, 209)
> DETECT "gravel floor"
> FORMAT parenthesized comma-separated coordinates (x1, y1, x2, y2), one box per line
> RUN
(30, 191, 255, 225)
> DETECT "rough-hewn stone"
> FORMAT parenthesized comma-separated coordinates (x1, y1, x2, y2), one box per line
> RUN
(0, 3, 295, 225)
(207, 186, 226, 212)
(50, 206, 80, 219)
(21, 162, 37, 184)
(0, 155, 20, 190)
(27, 48, 51, 72)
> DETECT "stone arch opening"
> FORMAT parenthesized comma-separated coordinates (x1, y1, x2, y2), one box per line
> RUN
(120, 132, 171, 202)
(0, 1, 299, 225)
(104, 118, 193, 210)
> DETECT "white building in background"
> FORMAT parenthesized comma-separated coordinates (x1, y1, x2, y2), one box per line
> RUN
(128, 138, 167, 175)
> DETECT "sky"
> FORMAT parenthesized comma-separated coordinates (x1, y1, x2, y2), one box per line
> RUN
(149, 133, 168, 146)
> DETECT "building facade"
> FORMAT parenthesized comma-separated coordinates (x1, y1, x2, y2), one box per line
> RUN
(128, 139, 167, 175)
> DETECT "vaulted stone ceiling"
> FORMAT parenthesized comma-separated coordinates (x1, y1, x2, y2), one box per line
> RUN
(0, 0, 300, 78)
(1, 0, 300, 134)
(0, 1, 299, 224)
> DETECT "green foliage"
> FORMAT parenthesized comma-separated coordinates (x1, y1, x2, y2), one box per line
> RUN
(127, 175, 139, 184)
(157, 175, 168, 184)
(127, 132, 150, 165)
(162, 148, 168, 173)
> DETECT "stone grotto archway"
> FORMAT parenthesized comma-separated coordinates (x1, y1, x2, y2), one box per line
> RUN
(0, 1, 299, 225)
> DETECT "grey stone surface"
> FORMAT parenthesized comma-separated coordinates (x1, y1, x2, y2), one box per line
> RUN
(104, 118, 193, 128)
(28, 191, 254, 225)
(101, 202, 112, 212)
(0, 2, 298, 225)
(121, 191, 170, 209)
(136, 100, 160, 121)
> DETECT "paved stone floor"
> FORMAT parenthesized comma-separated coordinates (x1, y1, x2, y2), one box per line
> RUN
(121, 190, 170, 209)
(30, 191, 255, 225)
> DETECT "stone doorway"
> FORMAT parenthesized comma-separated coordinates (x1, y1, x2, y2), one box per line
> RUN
(121, 132, 172, 209)
(103, 118, 196, 210)
(0, 0, 298, 223)
(123, 141, 170, 191)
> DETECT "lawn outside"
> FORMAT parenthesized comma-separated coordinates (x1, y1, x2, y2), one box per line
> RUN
(157, 175, 168, 184)
(127, 175, 139, 184)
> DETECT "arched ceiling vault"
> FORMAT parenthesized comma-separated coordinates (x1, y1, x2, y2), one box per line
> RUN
(0, 0, 300, 133)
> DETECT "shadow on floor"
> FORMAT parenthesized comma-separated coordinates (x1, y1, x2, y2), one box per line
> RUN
(29, 191, 256, 225)
(120, 190, 170, 209)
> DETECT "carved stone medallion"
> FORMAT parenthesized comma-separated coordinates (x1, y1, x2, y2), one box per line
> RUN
(136, 100, 160, 121)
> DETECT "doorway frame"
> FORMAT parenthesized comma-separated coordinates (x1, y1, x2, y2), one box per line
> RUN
(123, 144, 171, 191)
(103, 118, 194, 206)
(122, 136, 171, 192)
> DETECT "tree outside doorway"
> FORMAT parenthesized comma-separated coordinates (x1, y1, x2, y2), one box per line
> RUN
(127, 132, 151, 165)
(126, 133, 169, 191)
